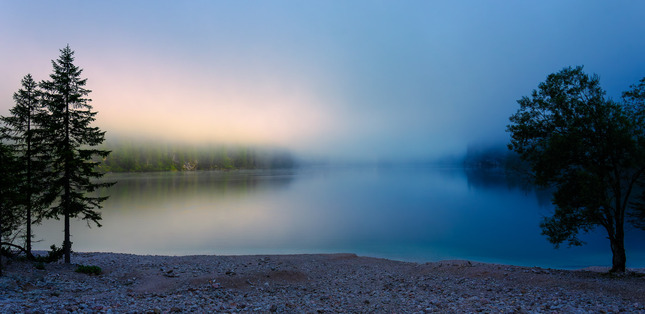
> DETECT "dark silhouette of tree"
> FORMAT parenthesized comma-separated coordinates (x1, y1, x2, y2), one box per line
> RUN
(623, 77, 645, 230)
(39, 45, 113, 263)
(507, 66, 645, 272)
(0, 74, 50, 258)
(0, 143, 22, 276)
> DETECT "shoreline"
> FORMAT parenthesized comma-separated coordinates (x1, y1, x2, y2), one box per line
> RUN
(2, 252, 644, 312)
(24, 249, 645, 272)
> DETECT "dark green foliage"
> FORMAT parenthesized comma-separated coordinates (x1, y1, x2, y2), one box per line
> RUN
(0, 143, 23, 276)
(75, 264, 102, 275)
(623, 77, 645, 230)
(507, 66, 645, 272)
(0, 74, 51, 258)
(0, 144, 21, 239)
(34, 262, 45, 270)
(623, 77, 645, 109)
(38, 45, 114, 263)
(1, 47, 114, 272)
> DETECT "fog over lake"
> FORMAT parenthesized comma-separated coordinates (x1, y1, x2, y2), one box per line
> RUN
(3, 2, 645, 160)
(33, 167, 645, 269)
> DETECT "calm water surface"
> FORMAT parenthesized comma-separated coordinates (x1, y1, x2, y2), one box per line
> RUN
(34, 166, 645, 269)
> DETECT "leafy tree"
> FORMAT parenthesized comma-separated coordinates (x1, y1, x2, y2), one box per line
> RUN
(39, 45, 113, 263)
(623, 77, 645, 230)
(507, 66, 645, 272)
(0, 74, 50, 258)
(0, 143, 22, 276)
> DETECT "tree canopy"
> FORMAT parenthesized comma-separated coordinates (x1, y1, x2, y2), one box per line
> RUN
(507, 66, 645, 272)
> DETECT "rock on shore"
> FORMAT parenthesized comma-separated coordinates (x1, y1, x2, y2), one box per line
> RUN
(1, 252, 644, 312)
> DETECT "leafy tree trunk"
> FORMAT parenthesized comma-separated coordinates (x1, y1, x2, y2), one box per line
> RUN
(610, 224, 626, 272)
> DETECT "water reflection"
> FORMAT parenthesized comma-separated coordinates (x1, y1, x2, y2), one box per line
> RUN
(463, 167, 553, 207)
(33, 167, 645, 269)
(102, 170, 295, 210)
(34, 170, 296, 255)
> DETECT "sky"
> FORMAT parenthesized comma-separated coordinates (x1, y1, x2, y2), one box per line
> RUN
(1, 1, 645, 160)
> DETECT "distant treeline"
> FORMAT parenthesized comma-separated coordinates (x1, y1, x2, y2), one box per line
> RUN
(462, 144, 529, 174)
(99, 140, 296, 172)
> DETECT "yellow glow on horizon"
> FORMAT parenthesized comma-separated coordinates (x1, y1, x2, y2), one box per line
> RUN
(89, 57, 338, 147)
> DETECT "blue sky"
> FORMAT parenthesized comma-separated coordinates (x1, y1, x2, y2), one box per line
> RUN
(1, 1, 645, 160)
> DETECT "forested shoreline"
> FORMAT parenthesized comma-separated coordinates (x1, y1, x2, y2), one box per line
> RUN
(99, 140, 296, 172)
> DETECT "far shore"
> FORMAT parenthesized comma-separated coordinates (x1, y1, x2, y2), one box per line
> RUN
(1, 251, 644, 312)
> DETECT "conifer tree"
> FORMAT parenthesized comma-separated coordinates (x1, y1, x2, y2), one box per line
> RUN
(0, 74, 49, 258)
(39, 45, 113, 263)
(0, 143, 22, 276)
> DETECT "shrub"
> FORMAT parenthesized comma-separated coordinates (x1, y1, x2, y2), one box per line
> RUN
(34, 244, 65, 263)
(75, 264, 102, 275)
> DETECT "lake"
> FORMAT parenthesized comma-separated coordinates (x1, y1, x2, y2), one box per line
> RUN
(33, 166, 645, 269)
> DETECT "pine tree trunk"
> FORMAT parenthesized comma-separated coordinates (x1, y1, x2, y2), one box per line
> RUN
(26, 202, 31, 259)
(64, 151, 71, 263)
(26, 116, 32, 259)
(64, 210, 70, 263)
(63, 147, 71, 263)
(63, 95, 71, 264)
(610, 228, 626, 273)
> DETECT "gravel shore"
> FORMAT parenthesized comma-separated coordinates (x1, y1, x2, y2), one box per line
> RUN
(1, 252, 644, 313)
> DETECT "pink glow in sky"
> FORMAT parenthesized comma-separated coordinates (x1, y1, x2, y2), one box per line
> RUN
(2, 1, 645, 160)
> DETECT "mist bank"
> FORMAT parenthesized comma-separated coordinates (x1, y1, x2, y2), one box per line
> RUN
(299, 142, 526, 170)
(462, 143, 527, 170)
(97, 136, 525, 173)
(99, 139, 296, 172)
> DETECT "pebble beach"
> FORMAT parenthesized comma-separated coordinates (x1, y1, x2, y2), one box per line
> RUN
(1, 252, 644, 313)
